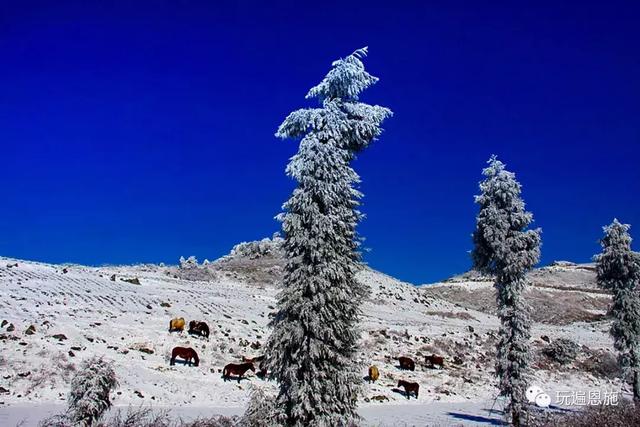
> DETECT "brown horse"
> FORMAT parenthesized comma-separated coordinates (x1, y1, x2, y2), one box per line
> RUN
(223, 362, 255, 382)
(425, 354, 445, 369)
(169, 317, 185, 333)
(398, 356, 415, 371)
(397, 379, 419, 399)
(170, 347, 199, 367)
(188, 320, 210, 339)
(368, 365, 380, 383)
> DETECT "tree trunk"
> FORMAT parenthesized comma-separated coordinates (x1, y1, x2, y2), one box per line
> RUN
(512, 407, 520, 427)
(634, 370, 640, 402)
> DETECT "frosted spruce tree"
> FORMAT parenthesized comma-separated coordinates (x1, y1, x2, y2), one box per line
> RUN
(471, 155, 541, 426)
(595, 219, 640, 401)
(262, 47, 391, 426)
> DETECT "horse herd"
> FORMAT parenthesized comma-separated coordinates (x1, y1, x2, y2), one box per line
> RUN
(168, 317, 265, 382)
(167, 317, 444, 399)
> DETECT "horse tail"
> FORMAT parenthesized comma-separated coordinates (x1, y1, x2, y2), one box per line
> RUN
(192, 350, 200, 366)
(222, 366, 228, 380)
(169, 320, 172, 331)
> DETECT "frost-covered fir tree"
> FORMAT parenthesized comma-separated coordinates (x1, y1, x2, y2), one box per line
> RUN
(595, 219, 640, 401)
(67, 356, 118, 426)
(262, 47, 391, 426)
(471, 155, 541, 426)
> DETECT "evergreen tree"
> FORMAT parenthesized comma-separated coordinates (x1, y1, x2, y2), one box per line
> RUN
(262, 47, 391, 426)
(471, 155, 541, 426)
(595, 219, 640, 401)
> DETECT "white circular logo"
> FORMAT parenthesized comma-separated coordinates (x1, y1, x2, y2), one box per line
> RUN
(535, 393, 551, 408)
(526, 385, 550, 407)
(526, 385, 543, 403)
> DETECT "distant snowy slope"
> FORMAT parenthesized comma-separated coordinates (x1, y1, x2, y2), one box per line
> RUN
(421, 261, 609, 325)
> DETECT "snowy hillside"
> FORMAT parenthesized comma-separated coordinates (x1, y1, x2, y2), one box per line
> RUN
(0, 244, 624, 426)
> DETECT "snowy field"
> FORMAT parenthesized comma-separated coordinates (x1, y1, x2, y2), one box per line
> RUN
(0, 249, 624, 426)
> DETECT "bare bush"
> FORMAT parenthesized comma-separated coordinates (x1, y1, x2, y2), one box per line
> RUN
(38, 414, 73, 427)
(424, 310, 477, 321)
(531, 400, 640, 427)
(239, 386, 277, 427)
(99, 406, 172, 427)
(543, 338, 579, 365)
(180, 416, 238, 427)
(578, 349, 622, 379)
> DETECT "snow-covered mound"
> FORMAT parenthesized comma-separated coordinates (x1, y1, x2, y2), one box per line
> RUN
(0, 248, 622, 425)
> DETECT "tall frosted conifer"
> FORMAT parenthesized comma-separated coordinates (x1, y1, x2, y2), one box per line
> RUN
(262, 48, 391, 427)
(595, 219, 640, 401)
(471, 156, 541, 426)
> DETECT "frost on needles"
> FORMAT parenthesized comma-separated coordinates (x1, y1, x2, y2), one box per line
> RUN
(471, 155, 541, 427)
(261, 47, 391, 427)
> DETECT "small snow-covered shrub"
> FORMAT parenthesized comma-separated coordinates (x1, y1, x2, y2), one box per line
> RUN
(179, 256, 199, 269)
(239, 386, 277, 427)
(176, 255, 217, 281)
(543, 338, 579, 365)
(67, 356, 118, 426)
(230, 237, 283, 260)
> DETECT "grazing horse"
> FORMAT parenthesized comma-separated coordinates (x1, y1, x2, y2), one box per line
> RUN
(188, 320, 210, 339)
(368, 365, 380, 383)
(243, 356, 267, 379)
(397, 380, 419, 399)
(169, 317, 185, 333)
(398, 356, 415, 371)
(223, 362, 255, 382)
(170, 347, 199, 367)
(425, 354, 445, 369)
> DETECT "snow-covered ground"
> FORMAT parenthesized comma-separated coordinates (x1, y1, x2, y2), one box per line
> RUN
(0, 250, 623, 426)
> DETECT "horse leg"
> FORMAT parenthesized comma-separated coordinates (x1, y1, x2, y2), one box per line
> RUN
(170, 357, 175, 366)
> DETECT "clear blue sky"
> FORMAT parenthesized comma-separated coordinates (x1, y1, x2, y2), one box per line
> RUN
(1, 1, 638, 284)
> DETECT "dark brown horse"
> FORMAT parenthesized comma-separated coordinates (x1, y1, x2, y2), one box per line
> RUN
(170, 347, 199, 367)
(188, 320, 210, 339)
(242, 355, 267, 378)
(223, 362, 255, 382)
(397, 379, 419, 399)
(425, 354, 445, 369)
(398, 356, 415, 371)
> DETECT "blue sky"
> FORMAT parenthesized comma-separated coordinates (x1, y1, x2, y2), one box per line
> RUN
(1, 1, 638, 284)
